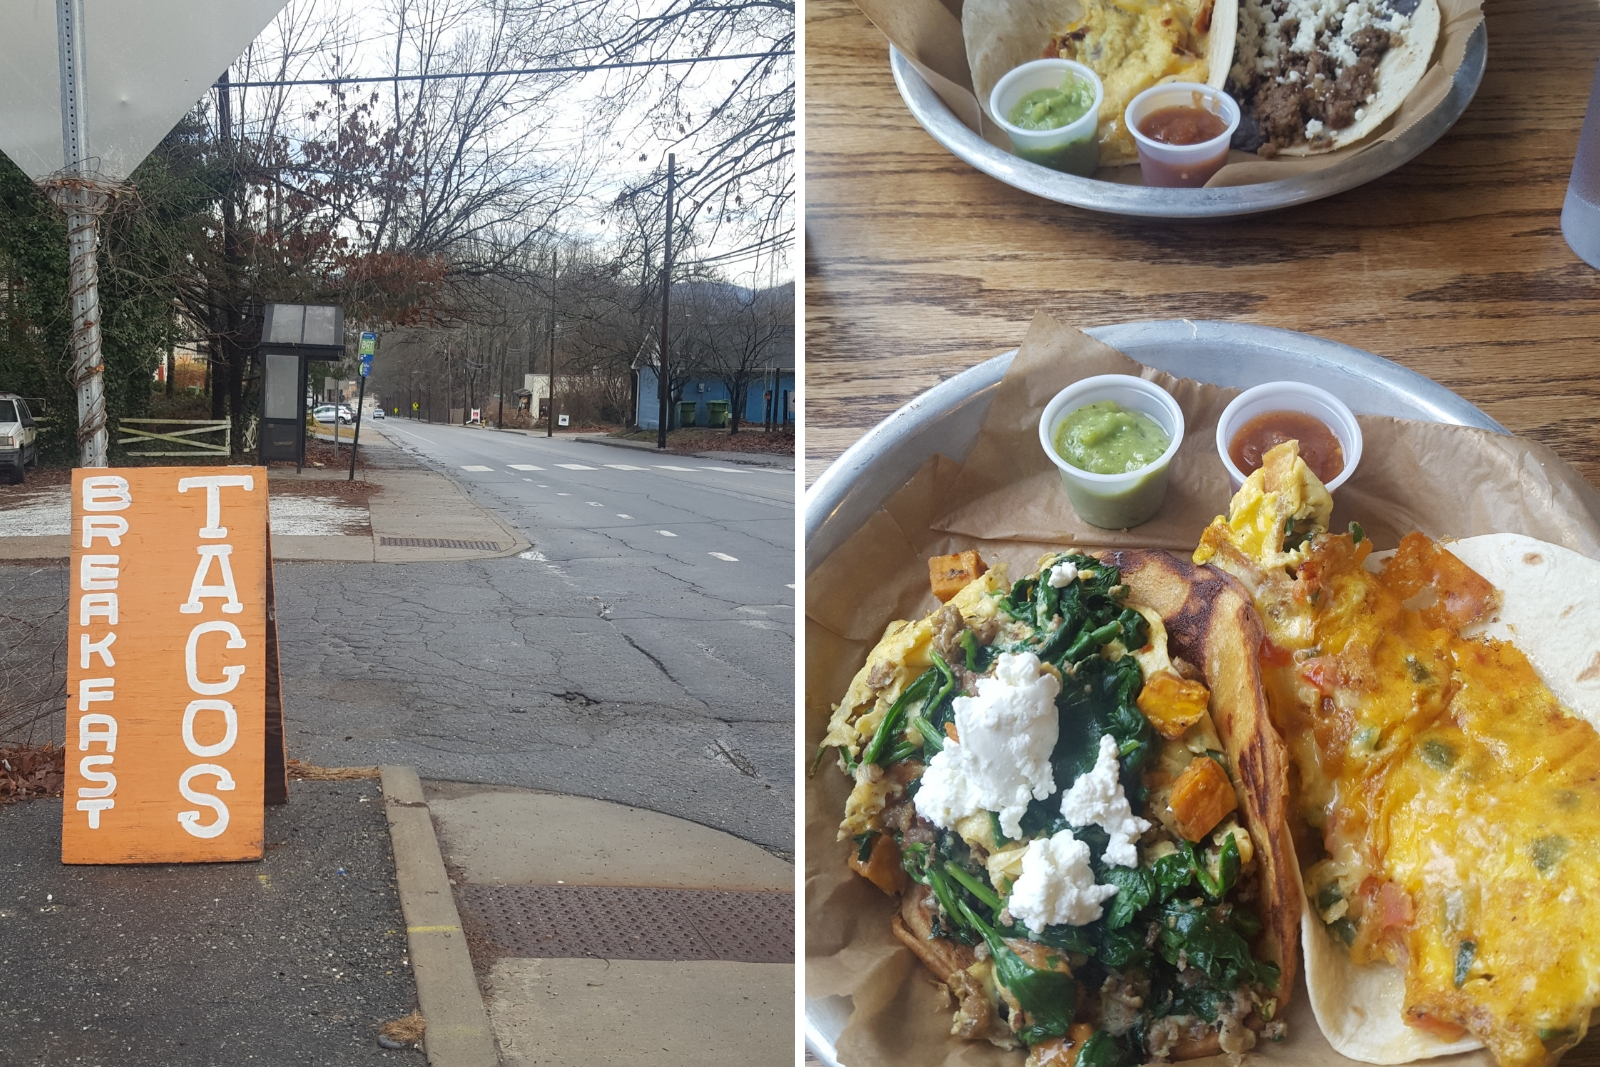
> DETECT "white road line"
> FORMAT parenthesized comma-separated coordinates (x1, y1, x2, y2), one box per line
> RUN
(461, 465, 493, 472)
(658, 530, 677, 537)
(537, 484, 549, 488)
(617, 514, 632, 519)
(604, 463, 650, 471)
(786, 584, 796, 589)
(557, 493, 571, 496)
(586, 501, 603, 507)
(709, 552, 739, 562)
(509, 464, 544, 471)
(556, 463, 596, 470)
(654, 465, 696, 472)
(703, 467, 752, 474)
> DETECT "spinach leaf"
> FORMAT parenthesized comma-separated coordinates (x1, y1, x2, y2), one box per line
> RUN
(1098, 924, 1152, 969)
(1074, 1030, 1133, 1067)
(1455, 940, 1476, 988)
(1151, 850, 1196, 902)
(853, 833, 875, 863)
(1187, 834, 1241, 900)
(1156, 899, 1280, 991)
(957, 899, 1077, 1046)
(861, 668, 937, 766)
(1100, 866, 1155, 931)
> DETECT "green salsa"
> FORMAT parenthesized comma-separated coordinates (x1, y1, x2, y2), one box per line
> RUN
(1053, 400, 1171, 474)
(1007, 76, 1096, 131)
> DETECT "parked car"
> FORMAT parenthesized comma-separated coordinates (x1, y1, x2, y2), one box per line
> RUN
(313, 404, 357, 424)
(0, 393, 39, 484)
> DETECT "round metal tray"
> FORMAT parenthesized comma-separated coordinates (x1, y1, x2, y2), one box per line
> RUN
(804, 321, 1507, 1063)
(890, 21, 1488, 219)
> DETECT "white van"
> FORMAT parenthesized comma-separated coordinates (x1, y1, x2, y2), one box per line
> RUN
(0, 393, 38, 484)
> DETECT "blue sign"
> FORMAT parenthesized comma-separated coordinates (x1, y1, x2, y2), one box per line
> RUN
(359, 353, 373, 378)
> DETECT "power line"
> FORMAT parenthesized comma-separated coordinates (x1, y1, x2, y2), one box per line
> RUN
(218, 50, 792, 90)
(681, 228, 793, 267)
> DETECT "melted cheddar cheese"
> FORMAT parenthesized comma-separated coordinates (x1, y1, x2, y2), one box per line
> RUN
(1197, 442, 1600, 1067)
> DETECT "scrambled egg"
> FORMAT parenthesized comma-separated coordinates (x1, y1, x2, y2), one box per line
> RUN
(1196, 441, 1600, 1067)
(1053, 0, 1217, 164)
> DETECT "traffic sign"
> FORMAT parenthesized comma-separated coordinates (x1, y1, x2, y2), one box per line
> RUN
(0, 0, 290, 181)
(359, 353, 373, 378)
(359, 332, 377, 356)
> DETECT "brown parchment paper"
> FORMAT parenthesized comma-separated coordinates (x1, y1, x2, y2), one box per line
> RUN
(804, 313, 1600, 1067)
(851, 0, 1484, 187)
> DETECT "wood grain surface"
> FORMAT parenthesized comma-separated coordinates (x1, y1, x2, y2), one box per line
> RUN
(803, 0, 1600, 490)
(805, 3, 1600, 1064)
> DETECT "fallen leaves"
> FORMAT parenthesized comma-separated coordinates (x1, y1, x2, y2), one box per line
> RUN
(0, 743, 65, 803)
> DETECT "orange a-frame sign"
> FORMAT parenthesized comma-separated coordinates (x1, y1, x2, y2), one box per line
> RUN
(63, 467, 269, 864)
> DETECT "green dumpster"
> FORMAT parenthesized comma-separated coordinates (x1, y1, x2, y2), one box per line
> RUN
(707, 400, 730, 428)
(677, 401, 697, 427)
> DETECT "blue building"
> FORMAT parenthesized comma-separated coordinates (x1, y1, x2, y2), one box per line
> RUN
(632, 327, 796, 431)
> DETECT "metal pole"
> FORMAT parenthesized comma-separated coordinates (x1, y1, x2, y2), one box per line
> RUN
(657, 153, 674, 450)
(348, 374, 365, 481)
(546, 247, 556, 438)
(46, 183, 111, 466)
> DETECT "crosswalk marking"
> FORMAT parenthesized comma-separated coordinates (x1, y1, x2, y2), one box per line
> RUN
(654, 465, 696, 472)
(604, 464, 650, 471)
(556, 463, 596, 470)
(703, 467, 752, 474)
(508, 464, 544, 471)
(709, 552, 739, 562)
(617, 514, 633, 519)
(586, 501, 603, 507)
(460, 465, 493, 472)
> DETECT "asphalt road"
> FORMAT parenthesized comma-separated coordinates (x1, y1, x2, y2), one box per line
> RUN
(276, 425, 796, 854)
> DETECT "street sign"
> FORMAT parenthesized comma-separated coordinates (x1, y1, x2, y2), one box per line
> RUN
(64, 467, 269, 864)
(360, 354, 373, 378)
(558, 414, 571, 427)
(0, 0, 290, 182)
(359, 332, 377, 356)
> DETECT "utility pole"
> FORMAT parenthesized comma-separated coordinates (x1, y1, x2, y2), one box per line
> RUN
(546, 246, 557, 438)
(657, 153, 674, 451)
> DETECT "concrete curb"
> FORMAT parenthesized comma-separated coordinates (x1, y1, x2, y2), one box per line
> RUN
(380, 766, 499, 1067)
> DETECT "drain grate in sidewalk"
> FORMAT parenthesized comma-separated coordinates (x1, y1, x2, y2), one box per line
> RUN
(457, 885, 793, 964)
(380, 536, 503, 550)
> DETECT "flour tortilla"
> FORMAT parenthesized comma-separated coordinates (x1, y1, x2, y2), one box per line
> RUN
(1302, 532, 1600, 1063)
(964, 0, 1238, 166)
(1448, 533, 1600, 729)
(1276, 0, 1441, 156)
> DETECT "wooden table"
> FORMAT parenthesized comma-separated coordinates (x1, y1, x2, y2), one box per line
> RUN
(804, 0, 1600, 489)
(806, 6, 1600, 1064)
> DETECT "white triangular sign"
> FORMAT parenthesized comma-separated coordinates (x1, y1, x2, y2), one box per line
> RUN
(0, 0, 290, 183)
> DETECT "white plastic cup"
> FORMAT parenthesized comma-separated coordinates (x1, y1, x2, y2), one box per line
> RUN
(1038, 375, 1186, 529)
(1215, 381, 1364, 494)
(989, 59, 1105, 177)
(1125, 82, 1239, 189)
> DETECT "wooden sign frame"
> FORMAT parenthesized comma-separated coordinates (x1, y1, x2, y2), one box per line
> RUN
(63, 466, 285, 863)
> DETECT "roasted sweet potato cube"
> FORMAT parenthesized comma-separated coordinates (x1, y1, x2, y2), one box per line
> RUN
(848, 833, 907, 896)
(929, 550, 988, 602)
(1136, 669, 1212, 740)
(1169, 755, 1238, 841)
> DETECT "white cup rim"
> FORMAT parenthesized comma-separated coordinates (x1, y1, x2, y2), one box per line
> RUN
(1214, 381, 1364, 493)
(1125, 82, 1240, 159)
(1038, 374, 1186, 483)
(989, 59, 1106, 144)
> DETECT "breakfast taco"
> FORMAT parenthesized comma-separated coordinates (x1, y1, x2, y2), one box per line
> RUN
(965, 0, 1238, 166)
(1226, 0, 1440, 156)
(817, 546, 1297, 1064)
(1195, 441, 1600, 1067)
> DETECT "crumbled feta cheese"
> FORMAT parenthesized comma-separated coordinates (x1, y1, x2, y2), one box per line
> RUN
(1048, 561, 1079, 588)
(1305, 118, 1326, 138)
(915, 652, 1060, 838)
(1008, 829, 1118, 931)
(1060, 734, 1151, 867)
(1354, 107, 1366, 120)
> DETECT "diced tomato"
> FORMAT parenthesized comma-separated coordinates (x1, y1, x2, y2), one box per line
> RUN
(1409, 1013, 1467, 1042)
(1259, 637, 1294, 668)
(1374, 880, 1414, 929)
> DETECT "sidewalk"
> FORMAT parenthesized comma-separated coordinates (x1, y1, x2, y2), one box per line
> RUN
(0, 437, 527, 565)
(382, 771, 794, 1066)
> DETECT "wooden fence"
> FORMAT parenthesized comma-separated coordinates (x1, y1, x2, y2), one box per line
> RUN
(117, 418, 230, 458)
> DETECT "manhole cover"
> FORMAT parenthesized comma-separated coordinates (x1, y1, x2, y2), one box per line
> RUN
(456, 885, 793, 963)
(379, 537, 502, 550)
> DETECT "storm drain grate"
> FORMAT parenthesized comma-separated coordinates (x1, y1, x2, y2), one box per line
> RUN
(455, 885, 793, 963)
(379, 536, 502, 550)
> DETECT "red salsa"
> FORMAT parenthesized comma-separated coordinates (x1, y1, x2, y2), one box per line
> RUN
(1228, 410, 1346, 484)
(1137, 106, 1228, 146)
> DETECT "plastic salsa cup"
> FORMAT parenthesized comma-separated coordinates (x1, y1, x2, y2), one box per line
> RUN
(1125, 82, 1240, 188)
(989, 59, 1105, 178)
(1038, 375, 1186, 529)
(1215, 381, 1364, 494)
